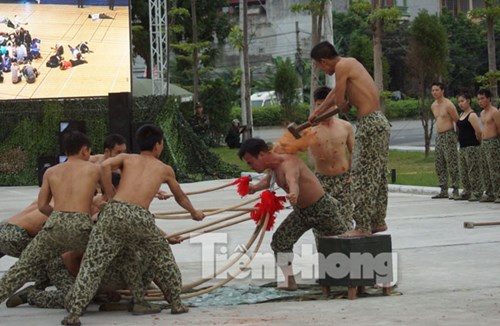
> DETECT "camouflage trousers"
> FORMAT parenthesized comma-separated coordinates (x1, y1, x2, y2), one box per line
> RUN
(0, 223, 32, 257)
(65, 200, 183, 317)
(271, 194, 352, 266)
(459, 145, 483, 198)
(316, 172, 353, 223)
(27, 256, 75, 309)
(29, 251, 153, 309)
(351, 111, 390, 232)
(0, 222, 51, 290)
(480, 138, 500, 199)
(0, 211, 92, 303)
(435, 129, 459, 192)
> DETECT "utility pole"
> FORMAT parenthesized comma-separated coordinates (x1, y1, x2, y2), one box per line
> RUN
(295, 21, 304, 102)
(240, 0, 252, 139)
(323, 0, 334, 88)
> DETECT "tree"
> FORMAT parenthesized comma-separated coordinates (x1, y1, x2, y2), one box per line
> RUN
(370, 1, 401, 94)
(438, 9, 486, 96)
(274, 58, 300, 122)
(407, 10, 449, 158)
(169, 0, 232, 102)
(470, 0, 500, 105)
(291, 0, 329, 110)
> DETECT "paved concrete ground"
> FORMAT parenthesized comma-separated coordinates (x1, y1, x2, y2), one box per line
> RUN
(0, 180, 499, 325)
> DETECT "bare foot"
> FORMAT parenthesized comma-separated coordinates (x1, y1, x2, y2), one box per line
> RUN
(277, 275, 298, 291)
(371, 225, 388, 234)
(340, 230, 372, 237)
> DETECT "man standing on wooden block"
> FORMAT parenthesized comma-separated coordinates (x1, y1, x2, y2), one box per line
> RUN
(309, 41, 390, 237)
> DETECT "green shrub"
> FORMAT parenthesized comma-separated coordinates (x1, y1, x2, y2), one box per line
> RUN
(384, 99, 419, 119)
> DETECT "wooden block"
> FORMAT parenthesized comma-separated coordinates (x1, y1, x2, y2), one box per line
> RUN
(318, 234, 393, 288)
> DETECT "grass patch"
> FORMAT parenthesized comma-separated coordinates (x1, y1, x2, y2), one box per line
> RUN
(210, 147, 438, 188)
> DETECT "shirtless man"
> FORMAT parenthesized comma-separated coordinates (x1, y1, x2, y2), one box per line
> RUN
(309, 86, 354, 228)
(477, 89, 500, 203)
(309, 41, 390, 237)
(0, 131, 103, 304)
(239, 138, 352, 291)
(63, 124, 205, 326)
(4, 133, 128, 309)
(430, 82, 460, 199)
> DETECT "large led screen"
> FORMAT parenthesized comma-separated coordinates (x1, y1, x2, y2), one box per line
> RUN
(0, 0, 131, 100)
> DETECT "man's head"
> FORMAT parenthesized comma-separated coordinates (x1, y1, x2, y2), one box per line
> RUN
(232, 119, 240, 126)
(477, 89, 492, 109)
(136, 124, 164, 156)
(238, 138, 270, 173)
(103, 133, 127, 158)
(310, 41, 339, 75)
(313, 86, 332, 108)
(194, 103, 204, 115)
(431, 82, 445, 99)
(63, 131, 91, 159)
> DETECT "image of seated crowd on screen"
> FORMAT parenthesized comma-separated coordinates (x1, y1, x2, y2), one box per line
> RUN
(0, 15, 92, 84)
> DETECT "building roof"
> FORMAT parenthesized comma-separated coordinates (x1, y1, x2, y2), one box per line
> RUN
(132, 77, 193, 102)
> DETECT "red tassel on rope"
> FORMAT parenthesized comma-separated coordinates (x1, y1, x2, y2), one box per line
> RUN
(231, 176, 250, 197)
(250, 190, 286, 231)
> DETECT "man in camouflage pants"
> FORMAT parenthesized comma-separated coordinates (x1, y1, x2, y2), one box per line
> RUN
(430, 82, 460, 199)
(309, 41, 390, 236)
(63, 125, 204, 325)
(477, 89, 500, 203)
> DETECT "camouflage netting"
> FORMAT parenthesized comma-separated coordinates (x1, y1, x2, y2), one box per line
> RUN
(0, 95, 241, 186)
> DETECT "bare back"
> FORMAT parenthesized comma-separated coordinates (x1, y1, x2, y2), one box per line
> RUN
(480, 106, 500, 139)
(336, 57, 380, 117)
(309, 118, 353, 176)
(7, 200, 48, 237)
(432, 98, 457, 133)
(274, 154, 325, 208)
(112, 154, 169, 208)
(39, 159, 101, 214)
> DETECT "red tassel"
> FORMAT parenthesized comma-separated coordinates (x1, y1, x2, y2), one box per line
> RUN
(231, 176, 250, 197)
(250, 190, 286, 231)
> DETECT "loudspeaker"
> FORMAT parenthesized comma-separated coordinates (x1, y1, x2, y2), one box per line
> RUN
(37, 156, 58, 187)
(58, 120, 87, 153)
(108, 92, 132, 149)
(130, 121, 152, 153)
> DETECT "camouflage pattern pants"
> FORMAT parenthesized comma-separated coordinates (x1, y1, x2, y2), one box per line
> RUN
(316, 172, 353, 222)
(435, 129, 459, 192)
(65, 200, 183, 317)
(351, 111, 391, 232)
(271, 194, 352, 266)
(27, 256, 75, 308)
(28, 251, 151, 309)
(0, 223, 32, 257)
(0, 211, 92, 303)
(459, 145, 483, 198)
(480, 138, 500, 199)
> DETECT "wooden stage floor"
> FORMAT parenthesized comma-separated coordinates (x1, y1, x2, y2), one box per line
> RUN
(0, 4, 131, 100)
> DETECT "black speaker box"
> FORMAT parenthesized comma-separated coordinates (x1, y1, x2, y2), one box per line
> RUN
(130, 121, 152, 153)
(37, 156, 59, 187)
(108, 92, 132, 148)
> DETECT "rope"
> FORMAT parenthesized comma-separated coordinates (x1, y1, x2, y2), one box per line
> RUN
(181, 213, 270, 299)
(178, 216, 252, 241)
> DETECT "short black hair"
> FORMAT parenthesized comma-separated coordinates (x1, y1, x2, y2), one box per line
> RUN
(431, 82, 445, 90)
(104, 133, 126, 151)
(477, 89, 491, 98)
(238, 138, 269, 160)
(136, 124, 164, 151)
(313, 86, 332, 101)
(63, 131, 91, 156)
(310, 41, 338, 61)
(458, 92, 472, 103)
